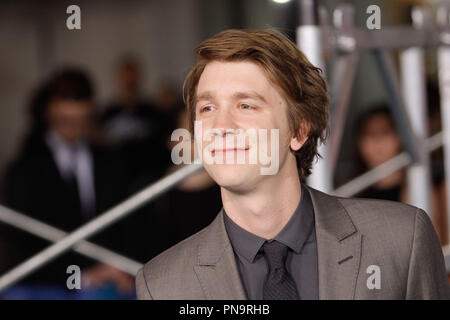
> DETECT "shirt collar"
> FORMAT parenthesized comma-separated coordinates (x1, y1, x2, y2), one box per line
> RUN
(223, 182, 315, 263)
(44, 130, 89, 179)
(223, 210, 266, 263)
(45, 130, 87, 152)
(274, 182, 315, 254)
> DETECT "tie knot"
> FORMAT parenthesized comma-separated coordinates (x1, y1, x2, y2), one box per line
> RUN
(262, 240, 289, 271)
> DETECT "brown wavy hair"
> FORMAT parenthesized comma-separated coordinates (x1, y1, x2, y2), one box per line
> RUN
(183, 29, 329, 180)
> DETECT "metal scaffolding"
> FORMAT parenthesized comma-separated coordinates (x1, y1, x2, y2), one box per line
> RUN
(0, 164, 203, 292)
(437, 3, 450, 248)
(298, 1, 450, 228)
(0, 204, 143, 276)
(297, 0, 333, 193)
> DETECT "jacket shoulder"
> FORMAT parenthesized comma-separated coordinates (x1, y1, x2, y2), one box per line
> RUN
(137, 225, 209, 299)
(145, 225, 207, 270)
(336, 196, 424, 269)
(335, 196, 449, 299)
(337, 196, 420, 231)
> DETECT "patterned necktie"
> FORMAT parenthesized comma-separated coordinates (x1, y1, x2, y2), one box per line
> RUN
(262, 240, 300, 300)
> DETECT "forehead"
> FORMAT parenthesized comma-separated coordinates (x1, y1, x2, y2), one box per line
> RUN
(196, 60, 281, 101)
(49, 98, 92, 113)
(361, 114, 395, 134)
(365, 113, 393, 127)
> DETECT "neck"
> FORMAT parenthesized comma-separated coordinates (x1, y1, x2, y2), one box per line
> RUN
(221, 162, 301, 240)
(46, 130, 81, 148)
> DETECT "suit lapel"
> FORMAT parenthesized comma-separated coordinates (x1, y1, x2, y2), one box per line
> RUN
(194, 187, 363, 300)
(306, 185, 362, 300)
(194, 210, 247, 300)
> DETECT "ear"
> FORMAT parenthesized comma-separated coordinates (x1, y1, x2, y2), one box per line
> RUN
(290, 122, 310, 152)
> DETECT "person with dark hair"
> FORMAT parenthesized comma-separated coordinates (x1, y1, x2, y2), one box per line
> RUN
(135, 29, 449, 300)
(97, 57, 180, 266)
(348, 104, 447, 245)
(1, 68, 134, 299)
(101, 56, 172, 190)
(352, 105, 407, 201)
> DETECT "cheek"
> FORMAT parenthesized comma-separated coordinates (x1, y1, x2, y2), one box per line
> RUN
(359, 138, 374, 158)
(384, 136, 401, 154)
(265, 109, 289, 136)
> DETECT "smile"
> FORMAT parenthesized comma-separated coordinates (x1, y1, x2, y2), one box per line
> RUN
(211, 147, 249, 156)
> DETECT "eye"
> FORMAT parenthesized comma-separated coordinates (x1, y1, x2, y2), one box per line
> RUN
(240, 103, 253, 110)
(200, 105, 214, 113)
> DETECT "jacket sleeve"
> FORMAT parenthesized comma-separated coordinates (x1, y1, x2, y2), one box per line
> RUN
(135, 267, 153, 300)
(405, 208, 450, 299)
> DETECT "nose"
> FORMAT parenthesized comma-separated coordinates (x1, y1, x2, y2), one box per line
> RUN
(210, 107, 239, 138)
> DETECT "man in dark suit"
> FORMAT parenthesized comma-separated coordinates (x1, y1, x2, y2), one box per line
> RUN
(1, 69, 133, 297)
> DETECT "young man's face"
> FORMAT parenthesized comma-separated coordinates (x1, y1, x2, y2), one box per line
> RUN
(194, 60, 305, 193)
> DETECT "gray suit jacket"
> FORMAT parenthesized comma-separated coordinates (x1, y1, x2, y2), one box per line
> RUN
(136, 185, 450, 299)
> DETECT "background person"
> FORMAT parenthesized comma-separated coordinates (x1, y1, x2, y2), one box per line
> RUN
(0, 69, 134, 299)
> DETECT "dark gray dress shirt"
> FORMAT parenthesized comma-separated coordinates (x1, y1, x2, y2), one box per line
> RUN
(223, 183, 318, 300)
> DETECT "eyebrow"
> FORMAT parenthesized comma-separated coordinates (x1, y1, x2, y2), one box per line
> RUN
(196, 90, 267, 105)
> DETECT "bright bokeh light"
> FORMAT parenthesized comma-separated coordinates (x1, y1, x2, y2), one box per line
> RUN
(272, 0, 292, 4)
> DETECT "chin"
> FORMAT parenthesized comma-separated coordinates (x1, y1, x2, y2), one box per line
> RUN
(204, 163, 260, 190)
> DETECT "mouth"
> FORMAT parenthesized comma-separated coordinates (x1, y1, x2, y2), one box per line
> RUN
(211, 147, 249, 156)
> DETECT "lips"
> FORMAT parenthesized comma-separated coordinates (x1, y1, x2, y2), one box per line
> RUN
(211, 147, 249, 156)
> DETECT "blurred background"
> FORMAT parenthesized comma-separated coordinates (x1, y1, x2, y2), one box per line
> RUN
(0, 0, 448, 299)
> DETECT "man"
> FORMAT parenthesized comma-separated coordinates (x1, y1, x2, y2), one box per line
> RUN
(135, 29, 450, 299)
(2, 69, 133, 298)
(99, 57, 176, 264)
(101, 56, 172, 187)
